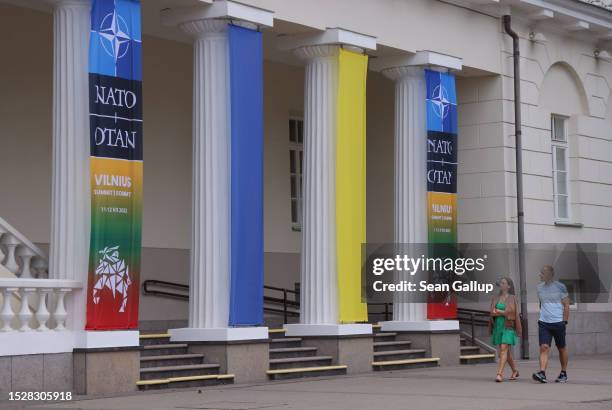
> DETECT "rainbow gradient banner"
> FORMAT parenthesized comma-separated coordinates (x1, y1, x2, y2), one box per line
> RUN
(425, 69, 458, 319)
(86, 0, 142, 330)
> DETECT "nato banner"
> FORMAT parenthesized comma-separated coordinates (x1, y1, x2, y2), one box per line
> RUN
(86, 0, 143, 330)
(425, 69, 458, 320)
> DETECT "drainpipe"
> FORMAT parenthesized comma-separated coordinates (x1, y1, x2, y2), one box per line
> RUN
(503, 14, 529, 360)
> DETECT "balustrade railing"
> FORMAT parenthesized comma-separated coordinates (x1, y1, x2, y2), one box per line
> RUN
(0, 278, 80, 332)
(0, 217, 48, 278)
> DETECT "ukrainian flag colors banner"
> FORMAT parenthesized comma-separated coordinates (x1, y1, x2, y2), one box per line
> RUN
(425, 69, 458, 319)
(86, 0, 143, 329)
(228, 25, 264, 326)
(336, 49, 368, 323)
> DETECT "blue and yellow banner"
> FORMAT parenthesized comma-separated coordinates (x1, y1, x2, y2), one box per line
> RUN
(86, 0, 143, 330)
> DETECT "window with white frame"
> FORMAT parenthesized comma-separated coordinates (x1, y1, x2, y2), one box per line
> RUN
(551, 114, 570, 221)
(289, 118, 304, 231)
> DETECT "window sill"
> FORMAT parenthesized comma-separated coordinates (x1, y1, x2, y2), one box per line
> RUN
(291, 226, 302, 232)
(554, 221, 583, 228)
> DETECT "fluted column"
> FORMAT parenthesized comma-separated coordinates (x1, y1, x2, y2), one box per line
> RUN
(183, 20, 231, 329)
(48, 0, 91, 330)
(388, 67, 428, 324)
(296, 45, 339, 325)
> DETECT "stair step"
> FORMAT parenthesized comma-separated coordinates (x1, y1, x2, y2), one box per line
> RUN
(374, 332, 397, 338)
(140, 363, 221, 380)
(460, 346, 481, 352)
(268, 328, 287, 339)
(373, 340, 412, 352)
(137, 373, 234, 391)
(373, 349, 426, 361)
(460, 353, 496, 364)
(139, 333, 171, 346)
(267, 365, 347, 381)
(140, 354, 204, 368)
(270, 347, 318, 359)
(141, 343, 188, 357)
(269, 356, 333, 370)
(372, 357, 440, 371)
(269, 337, 302, 348)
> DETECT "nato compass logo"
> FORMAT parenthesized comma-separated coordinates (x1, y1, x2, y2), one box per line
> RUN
(426, 70, 457, 134)
(89, 0, 142, 81)
(430, 84, 451, 120)
(98, 10, 131, 62)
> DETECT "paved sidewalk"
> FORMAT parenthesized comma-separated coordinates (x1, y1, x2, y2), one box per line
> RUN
(3, 354, 612, 410)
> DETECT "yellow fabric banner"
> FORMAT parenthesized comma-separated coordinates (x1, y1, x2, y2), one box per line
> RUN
(336, 49, 368, 323)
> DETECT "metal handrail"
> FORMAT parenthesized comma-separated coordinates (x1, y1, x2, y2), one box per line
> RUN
(142, 280, 301, 322)
(142, 280, 493, 335)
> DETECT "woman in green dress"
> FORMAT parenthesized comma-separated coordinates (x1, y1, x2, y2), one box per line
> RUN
(489, 277, 522, 382)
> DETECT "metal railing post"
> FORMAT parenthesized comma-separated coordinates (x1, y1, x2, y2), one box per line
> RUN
(470, 312, 475, 345)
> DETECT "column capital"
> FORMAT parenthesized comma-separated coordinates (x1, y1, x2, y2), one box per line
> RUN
(371, 50, 463, 80)
(179, 19, 229, 38)
(279, 28, 377, 54)
(294, 44, 341, 61)
(161, 1, 273, 33)
(46, 0, 90, 9)
(382, 66, 425, 81)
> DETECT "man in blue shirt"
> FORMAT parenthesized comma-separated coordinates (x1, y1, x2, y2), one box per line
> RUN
(532, 265, 571, 384)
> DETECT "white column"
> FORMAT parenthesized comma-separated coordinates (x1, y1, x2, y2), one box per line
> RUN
(298, 45, 339, 326)
(48, 0, 91, 332)
(169, 19, 266, 342)
(187, 19, 231, 330)
(285, 45, 370, 337)
(391, 67, 428, 325)
(380, 66, 458, 332)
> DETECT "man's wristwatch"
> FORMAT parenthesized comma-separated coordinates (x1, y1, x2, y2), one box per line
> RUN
(563, 321, 568, 325)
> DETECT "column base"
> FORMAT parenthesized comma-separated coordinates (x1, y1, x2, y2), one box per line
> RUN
(74, 330, 140, 349)
(380, 320, 459, 332)
(169, 327, 268, 342)
(285, 323, 372, 337)
(73, 347, 140, 395)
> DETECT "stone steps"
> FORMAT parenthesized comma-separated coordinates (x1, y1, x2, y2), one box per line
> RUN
(460, 345, 481, 353)
(372, 357, 440, 371)
(269, 355, 333, 370)
(137, 332, 232, 390)
(141, 343, 189, 357)
(267, 333, 347, 380)
(136, 374, 235, 391)
(371, 328, 439, 371)
(373, 349, 427, 361)
(460, 353, 496, 364)
(373, 340, 413, 351)
(140, 363, 221, 380)
(267, 365, 348, 380)
(269, 346, 319, 359)
(139, 333, 171, 346)
(140, 353, 205, 368)
(269, 337, 302, 349)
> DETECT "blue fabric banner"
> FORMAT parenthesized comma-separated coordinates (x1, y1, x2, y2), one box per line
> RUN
(228, 25, 264, 326)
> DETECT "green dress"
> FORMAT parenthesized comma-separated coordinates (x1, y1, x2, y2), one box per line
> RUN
(490, 302, 517, 346)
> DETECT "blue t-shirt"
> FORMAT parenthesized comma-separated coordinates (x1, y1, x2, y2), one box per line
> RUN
(537, 281, 569, 323)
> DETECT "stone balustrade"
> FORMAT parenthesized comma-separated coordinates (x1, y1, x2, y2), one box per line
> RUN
(0, 217, 48, 278)
(0, 278, 81, 332)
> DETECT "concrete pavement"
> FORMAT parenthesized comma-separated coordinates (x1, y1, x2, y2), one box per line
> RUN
(2, 354, 612, 410)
